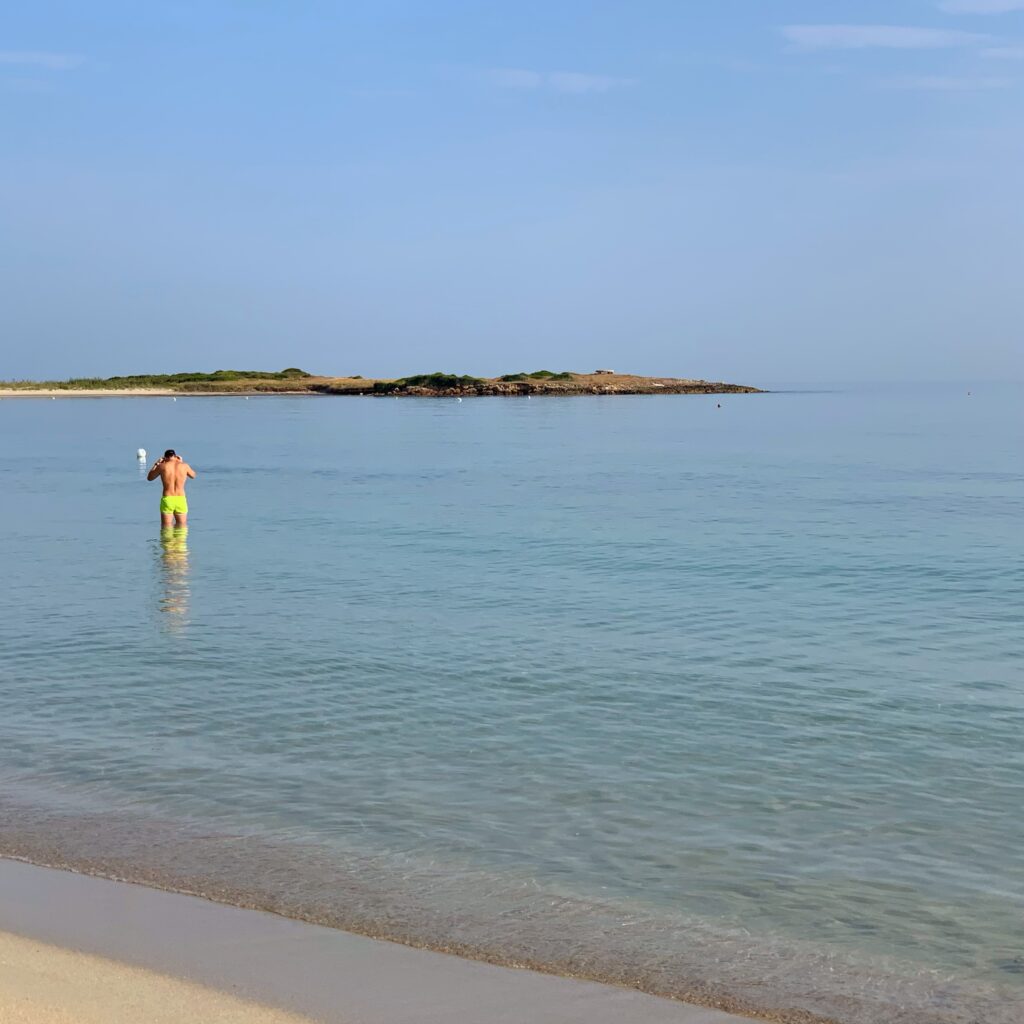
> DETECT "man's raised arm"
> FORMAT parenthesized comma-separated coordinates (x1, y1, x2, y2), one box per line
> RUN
(186, 464, 196, 479)
(146, 459, 164, 482)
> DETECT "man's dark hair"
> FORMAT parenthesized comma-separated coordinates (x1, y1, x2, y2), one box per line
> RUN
(164, 449, 176, 459)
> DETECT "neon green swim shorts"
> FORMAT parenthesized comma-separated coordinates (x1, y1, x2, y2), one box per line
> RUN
(159, 495, 188, 515)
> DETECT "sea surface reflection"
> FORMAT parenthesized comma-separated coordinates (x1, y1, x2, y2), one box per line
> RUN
(157, 527, 190, 629)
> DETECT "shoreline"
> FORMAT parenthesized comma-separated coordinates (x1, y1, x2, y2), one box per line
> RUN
(0, 387, 758, 399)
(0, 857, 751, 1024)
(0, 372, 764, 399)
(1, 789, 1013, 1024)
(0, 795, 845, 1024)
(0, 388, 314, 399)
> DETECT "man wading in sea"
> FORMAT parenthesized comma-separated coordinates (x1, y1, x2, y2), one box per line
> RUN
(147, 449, 196, 528)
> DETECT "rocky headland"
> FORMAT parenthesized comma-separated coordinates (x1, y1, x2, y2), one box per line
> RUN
(0, 369, 762, 398)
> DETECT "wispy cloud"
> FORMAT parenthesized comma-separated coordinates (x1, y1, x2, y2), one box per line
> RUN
(983, 44, 1024, 56)
(881, 74, 1012, 89)
(486, 68, 629, 94)
(781, 25, 986, 50)
(0, 50, 83, 70)
(939, 0, 1024, 13)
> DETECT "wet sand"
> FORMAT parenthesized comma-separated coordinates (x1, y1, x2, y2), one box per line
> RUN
(0, 859, 749, 1024)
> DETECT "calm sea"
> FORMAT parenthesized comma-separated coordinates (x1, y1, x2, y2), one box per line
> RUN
(1, 386, 1021, 1023)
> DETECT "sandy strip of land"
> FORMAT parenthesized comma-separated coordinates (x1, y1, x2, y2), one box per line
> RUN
(0, 859, 749, 1024)
(0, 389, 316, 398)
(0, 389, 180, 398)
(0, 931, 314, 1024)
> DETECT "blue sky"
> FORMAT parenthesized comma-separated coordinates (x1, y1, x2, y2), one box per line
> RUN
(2, 1, 1022, 383)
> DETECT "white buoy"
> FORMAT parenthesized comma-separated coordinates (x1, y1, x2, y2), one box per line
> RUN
(172, 397, 177, 402)
(137, 448, 147, 461)
(456, 397, 462, 402)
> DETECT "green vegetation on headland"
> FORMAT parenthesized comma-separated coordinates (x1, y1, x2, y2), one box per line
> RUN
(371, 372, 487, 393)
(0, 368, 762, 397)
(1, 368, 312, 390)
(375, 370, 574, 390)
(499, 370, 574, 382)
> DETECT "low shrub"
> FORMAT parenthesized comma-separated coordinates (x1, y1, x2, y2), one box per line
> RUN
(31, 368, 317, 389)
(499, 370, 573, 382)
(398, 373, 487, 390)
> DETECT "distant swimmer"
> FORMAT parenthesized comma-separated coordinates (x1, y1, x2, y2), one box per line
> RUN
(147, 449, 196, 527)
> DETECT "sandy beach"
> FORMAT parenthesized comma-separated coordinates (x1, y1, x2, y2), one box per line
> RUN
(0, 931, 313, 1024)
(0, 389, 181, 398)
(0, 859, 750, 1024)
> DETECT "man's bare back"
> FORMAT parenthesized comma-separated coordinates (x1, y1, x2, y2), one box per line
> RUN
(147, 449, 196, 527)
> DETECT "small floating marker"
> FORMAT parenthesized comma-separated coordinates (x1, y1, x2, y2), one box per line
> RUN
(172, 397, 177, 402)
(456, 397, 462, 402)
(137, 448, 147, 461)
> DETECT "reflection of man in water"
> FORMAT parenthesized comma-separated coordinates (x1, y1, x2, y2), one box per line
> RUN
(147, 449, 196, 527)
(159, 527, 190, 628)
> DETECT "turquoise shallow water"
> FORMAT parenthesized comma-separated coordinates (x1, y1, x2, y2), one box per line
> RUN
(1, 387, 1021, 1022)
